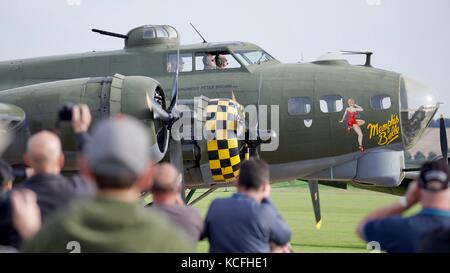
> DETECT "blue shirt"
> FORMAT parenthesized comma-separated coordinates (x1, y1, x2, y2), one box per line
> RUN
(202, 193, 291, 253)
(363, 208, 450, 253)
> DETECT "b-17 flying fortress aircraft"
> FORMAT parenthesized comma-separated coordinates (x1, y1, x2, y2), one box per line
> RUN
(0, 24, 447, 228)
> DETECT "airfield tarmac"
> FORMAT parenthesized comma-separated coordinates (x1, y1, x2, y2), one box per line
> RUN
(192, 181, 420, 253)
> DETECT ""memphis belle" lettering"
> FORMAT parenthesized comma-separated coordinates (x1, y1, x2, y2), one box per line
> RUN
(367, 114, 400, 146)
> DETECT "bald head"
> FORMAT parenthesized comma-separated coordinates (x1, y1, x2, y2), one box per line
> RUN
(25, 131, 63, 174)
(151, 163, 180, 194)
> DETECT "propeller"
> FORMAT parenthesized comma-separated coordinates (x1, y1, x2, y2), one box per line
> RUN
(148, 45, 188, 201)
(402, 114, 448, 173)
(245, 71, 276, 158)
(247, 72, 263, 158)
(439, 114, 448, 163)
(151, 74, 180, 124)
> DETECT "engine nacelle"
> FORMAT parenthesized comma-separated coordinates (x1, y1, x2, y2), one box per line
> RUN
(0, 74, 167, 168)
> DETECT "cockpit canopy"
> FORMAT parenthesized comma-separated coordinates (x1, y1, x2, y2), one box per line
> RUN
(125, 25, 179, 48)
(399, 75, 439, 149)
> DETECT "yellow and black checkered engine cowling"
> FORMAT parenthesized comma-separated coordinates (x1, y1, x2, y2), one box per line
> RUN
(205, 98, 248, 182)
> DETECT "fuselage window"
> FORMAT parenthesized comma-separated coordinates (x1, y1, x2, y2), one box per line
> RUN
(288, 97, 312, 115)
(195, 52, 241, 71)
(371, 95, 391, 110)
(167, 53, 193, 73)
(320, 95, 343, 113)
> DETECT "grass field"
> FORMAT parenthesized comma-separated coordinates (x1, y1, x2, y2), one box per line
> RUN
(192, 181, 403, 253)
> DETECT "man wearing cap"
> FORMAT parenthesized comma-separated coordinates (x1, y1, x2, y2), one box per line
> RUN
(19, 116, 192, 252)
(149, 163, 203, 249)
(357, 160, 450, 253)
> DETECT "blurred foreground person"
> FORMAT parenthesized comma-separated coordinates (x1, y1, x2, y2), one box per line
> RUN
(21, 116, 191, 252)
(0, 159, 13, 196)
(357, 160, 450, 253)
(150, 163, 203, 248)
(16, 131, 90, 218)
(420, 228, 450, 253)
(0, 131, 91, 248)
(0, 159, 16, 252)
(202, 159, 292, 253)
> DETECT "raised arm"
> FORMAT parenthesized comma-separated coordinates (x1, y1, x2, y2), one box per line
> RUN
(353, 104, 364, 112)
(262, 199, 292, 246)
(339, 108, 348, 123)
(356, 182, 419, 240)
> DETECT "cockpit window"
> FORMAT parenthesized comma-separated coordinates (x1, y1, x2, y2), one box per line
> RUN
(235, 51, 274, 65)
(167, 53, 192, 73)
(195, 52, 241, 71)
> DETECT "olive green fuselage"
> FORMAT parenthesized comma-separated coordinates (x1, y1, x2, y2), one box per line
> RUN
(0, 42, 402, 164)
(2, 37, 419, 190)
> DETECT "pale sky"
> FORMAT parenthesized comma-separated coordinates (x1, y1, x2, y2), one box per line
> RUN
(1, 0, 449, 116)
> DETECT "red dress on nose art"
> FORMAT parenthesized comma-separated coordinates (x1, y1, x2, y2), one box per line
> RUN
(347, 111, 357, 128)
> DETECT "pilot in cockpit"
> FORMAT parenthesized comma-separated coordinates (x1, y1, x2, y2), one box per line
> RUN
(215, 55, 228, 69)
(202, 53, 216, 70)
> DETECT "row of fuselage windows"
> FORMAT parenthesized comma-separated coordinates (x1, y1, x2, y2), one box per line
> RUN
(288, 95, 392, 116)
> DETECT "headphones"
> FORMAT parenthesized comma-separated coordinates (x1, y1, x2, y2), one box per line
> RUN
(215, 55, 223, 67)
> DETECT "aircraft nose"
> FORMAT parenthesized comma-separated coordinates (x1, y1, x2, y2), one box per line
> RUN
(400, 75, 439, 149)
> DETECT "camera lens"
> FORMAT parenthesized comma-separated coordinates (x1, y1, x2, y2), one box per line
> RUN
(58, 102, 74, 121)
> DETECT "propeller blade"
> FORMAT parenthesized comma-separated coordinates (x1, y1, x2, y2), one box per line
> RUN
(402, 168, 422, 172)
(249, 148, 260, 159)
(169, 137, 185, 202)
(151, 100, 171, 122)
(168, 47, 180, 112)
(308, 180, 322, 230)
(439, 115, 448, 162)
(256, 71, 262, 136)
(246, 72, 263, 158)
(168, 70, 178, 112)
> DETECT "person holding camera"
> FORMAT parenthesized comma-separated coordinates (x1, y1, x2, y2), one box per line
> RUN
(0, 104, 94, 248)
(357, 160, 450, 253)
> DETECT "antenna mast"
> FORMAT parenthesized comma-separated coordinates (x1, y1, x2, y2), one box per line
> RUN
(189, 23, 207, 43)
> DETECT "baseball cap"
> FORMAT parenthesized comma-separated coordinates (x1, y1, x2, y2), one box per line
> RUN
(0, 159, 13, 186)
(83, 115, 151, 179)
(418, 160, 450, 192)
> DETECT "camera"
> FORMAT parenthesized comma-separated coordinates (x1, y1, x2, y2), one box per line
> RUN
(58, 102, 74, 121)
